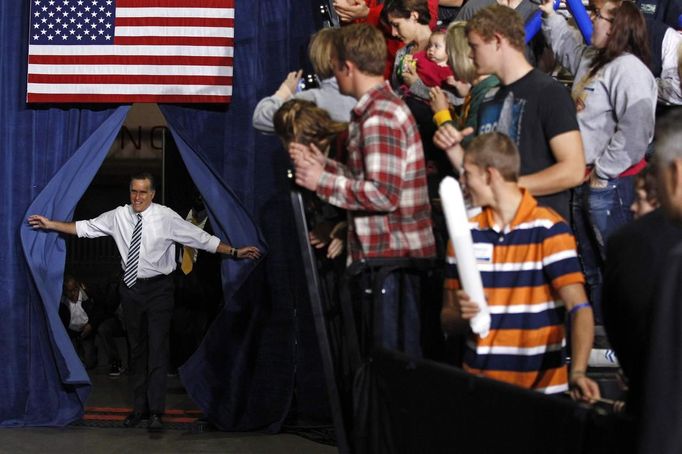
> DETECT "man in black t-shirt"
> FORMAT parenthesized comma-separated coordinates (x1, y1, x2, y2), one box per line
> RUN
(434, 4, 584, 220)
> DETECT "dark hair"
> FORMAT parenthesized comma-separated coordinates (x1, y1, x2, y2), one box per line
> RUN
(130, 172, 156, 191)
(464, 132, 520, 182)
(381, 0, 431, 26)
(589, 0, 651, 77)
(333, 23, 387, 76)
(63, 274, 78, 287)
(466, 4, 526, 53)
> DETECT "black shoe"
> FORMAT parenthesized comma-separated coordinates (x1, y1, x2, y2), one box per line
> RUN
(123, 411, 148, 428)
(148, 414, 164, 432)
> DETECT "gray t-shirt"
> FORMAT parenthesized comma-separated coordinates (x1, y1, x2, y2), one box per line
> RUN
(456, 0, 537, 22)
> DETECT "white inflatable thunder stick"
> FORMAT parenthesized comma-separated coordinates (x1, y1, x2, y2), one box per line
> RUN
(439, 177, 490, 338)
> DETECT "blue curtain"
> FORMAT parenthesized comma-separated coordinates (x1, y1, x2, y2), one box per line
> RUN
(159, 0, 329, 431)
(0, 0, 128, 427)
(18, 107, 130, 420)
(2, 0, 327, 430)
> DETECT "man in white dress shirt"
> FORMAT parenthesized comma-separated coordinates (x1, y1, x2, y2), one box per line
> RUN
(28, 172, 261, 432)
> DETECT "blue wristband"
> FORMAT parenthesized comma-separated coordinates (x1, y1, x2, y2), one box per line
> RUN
(569, 302, 591, 316)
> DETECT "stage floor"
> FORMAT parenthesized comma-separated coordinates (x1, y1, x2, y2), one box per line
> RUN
(0, 367, 337, 454)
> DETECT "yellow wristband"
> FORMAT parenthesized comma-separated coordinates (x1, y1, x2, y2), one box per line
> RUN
(433, 109, 453, 127)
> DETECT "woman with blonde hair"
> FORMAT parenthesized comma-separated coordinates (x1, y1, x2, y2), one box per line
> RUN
(431, 21, 500, 135)
(252, 28, 356, 133)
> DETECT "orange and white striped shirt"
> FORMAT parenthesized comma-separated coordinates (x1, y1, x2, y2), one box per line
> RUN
(444, 190, 584, 393)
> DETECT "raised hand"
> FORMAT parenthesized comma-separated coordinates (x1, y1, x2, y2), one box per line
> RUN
(275, 70, 303, 99)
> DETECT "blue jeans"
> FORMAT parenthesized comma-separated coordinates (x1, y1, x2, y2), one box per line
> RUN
(571, 176, 635, 324)
(351, 268, 422, 358)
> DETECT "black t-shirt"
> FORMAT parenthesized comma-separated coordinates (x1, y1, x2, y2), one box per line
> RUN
(637, 0, 682, 29)
(477, 69, 579, 220)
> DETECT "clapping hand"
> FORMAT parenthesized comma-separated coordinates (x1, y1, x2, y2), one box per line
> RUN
(333, 0, 369, 22)
(429, 87, 450, 113)
(433, 124, 474, 151)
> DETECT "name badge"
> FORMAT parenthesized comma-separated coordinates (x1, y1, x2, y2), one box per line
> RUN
(473, 243, 493, 263)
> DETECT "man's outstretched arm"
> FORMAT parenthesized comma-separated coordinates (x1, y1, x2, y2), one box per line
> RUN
(215, 242, 262, 260)
(27, 215, 77, 235)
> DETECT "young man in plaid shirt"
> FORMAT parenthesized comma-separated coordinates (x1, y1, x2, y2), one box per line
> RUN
(291, 23, 436, 356)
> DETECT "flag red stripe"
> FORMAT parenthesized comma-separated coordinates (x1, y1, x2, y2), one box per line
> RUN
(27, 93, 231, 103)
(116, 0, 233, 7)
(29, 74, 233, 85)
(114, 36, 232, 46)
(29, 55, 232, 66)
(115, 17, 234, 27)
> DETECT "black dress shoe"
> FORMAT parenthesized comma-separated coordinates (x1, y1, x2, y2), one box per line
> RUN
(122, 412, 148, 428)
(148, 413, 164, 432)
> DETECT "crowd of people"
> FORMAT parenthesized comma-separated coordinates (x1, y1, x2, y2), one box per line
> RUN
(24, 0, 682, 445)
(255, 0, 682, 449)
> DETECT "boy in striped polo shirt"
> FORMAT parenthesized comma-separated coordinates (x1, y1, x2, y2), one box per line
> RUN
(442, 132, 600, 401)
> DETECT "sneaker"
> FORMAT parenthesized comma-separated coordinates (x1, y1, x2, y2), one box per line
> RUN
(108, 364, 122, 377)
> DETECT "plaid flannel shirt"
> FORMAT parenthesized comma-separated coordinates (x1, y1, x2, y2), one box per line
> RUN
(317, 82, 436, 262)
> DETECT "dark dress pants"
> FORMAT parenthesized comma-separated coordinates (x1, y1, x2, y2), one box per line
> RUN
(120, 274, 174, 415)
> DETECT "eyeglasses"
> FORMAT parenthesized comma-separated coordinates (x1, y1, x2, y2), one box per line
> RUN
(593, 8, 614, 23)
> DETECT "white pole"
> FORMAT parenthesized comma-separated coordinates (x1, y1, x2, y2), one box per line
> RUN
(439, 177, 490, 338)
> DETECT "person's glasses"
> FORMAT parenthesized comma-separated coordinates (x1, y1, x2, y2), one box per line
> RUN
(594, 8, 614, 23)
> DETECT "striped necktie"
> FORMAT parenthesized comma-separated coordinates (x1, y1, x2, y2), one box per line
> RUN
(123, 213, 143, 288)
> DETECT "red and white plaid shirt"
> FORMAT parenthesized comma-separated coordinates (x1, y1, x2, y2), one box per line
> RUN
(317, 82, 436, 262)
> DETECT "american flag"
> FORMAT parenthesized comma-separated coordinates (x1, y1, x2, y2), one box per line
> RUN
(27, 0, 234, 103)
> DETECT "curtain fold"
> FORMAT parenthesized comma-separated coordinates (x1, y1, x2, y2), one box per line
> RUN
(20, 105, 130, 396)
(0, 0, 129, 426)
(157, 0, 327, 431)
(164, 123, 275, 430)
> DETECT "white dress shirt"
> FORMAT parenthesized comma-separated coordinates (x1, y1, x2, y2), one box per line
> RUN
(66, 289, 89, 331)
(658, 28, 682, 105)
(76, 203, 221, 278)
